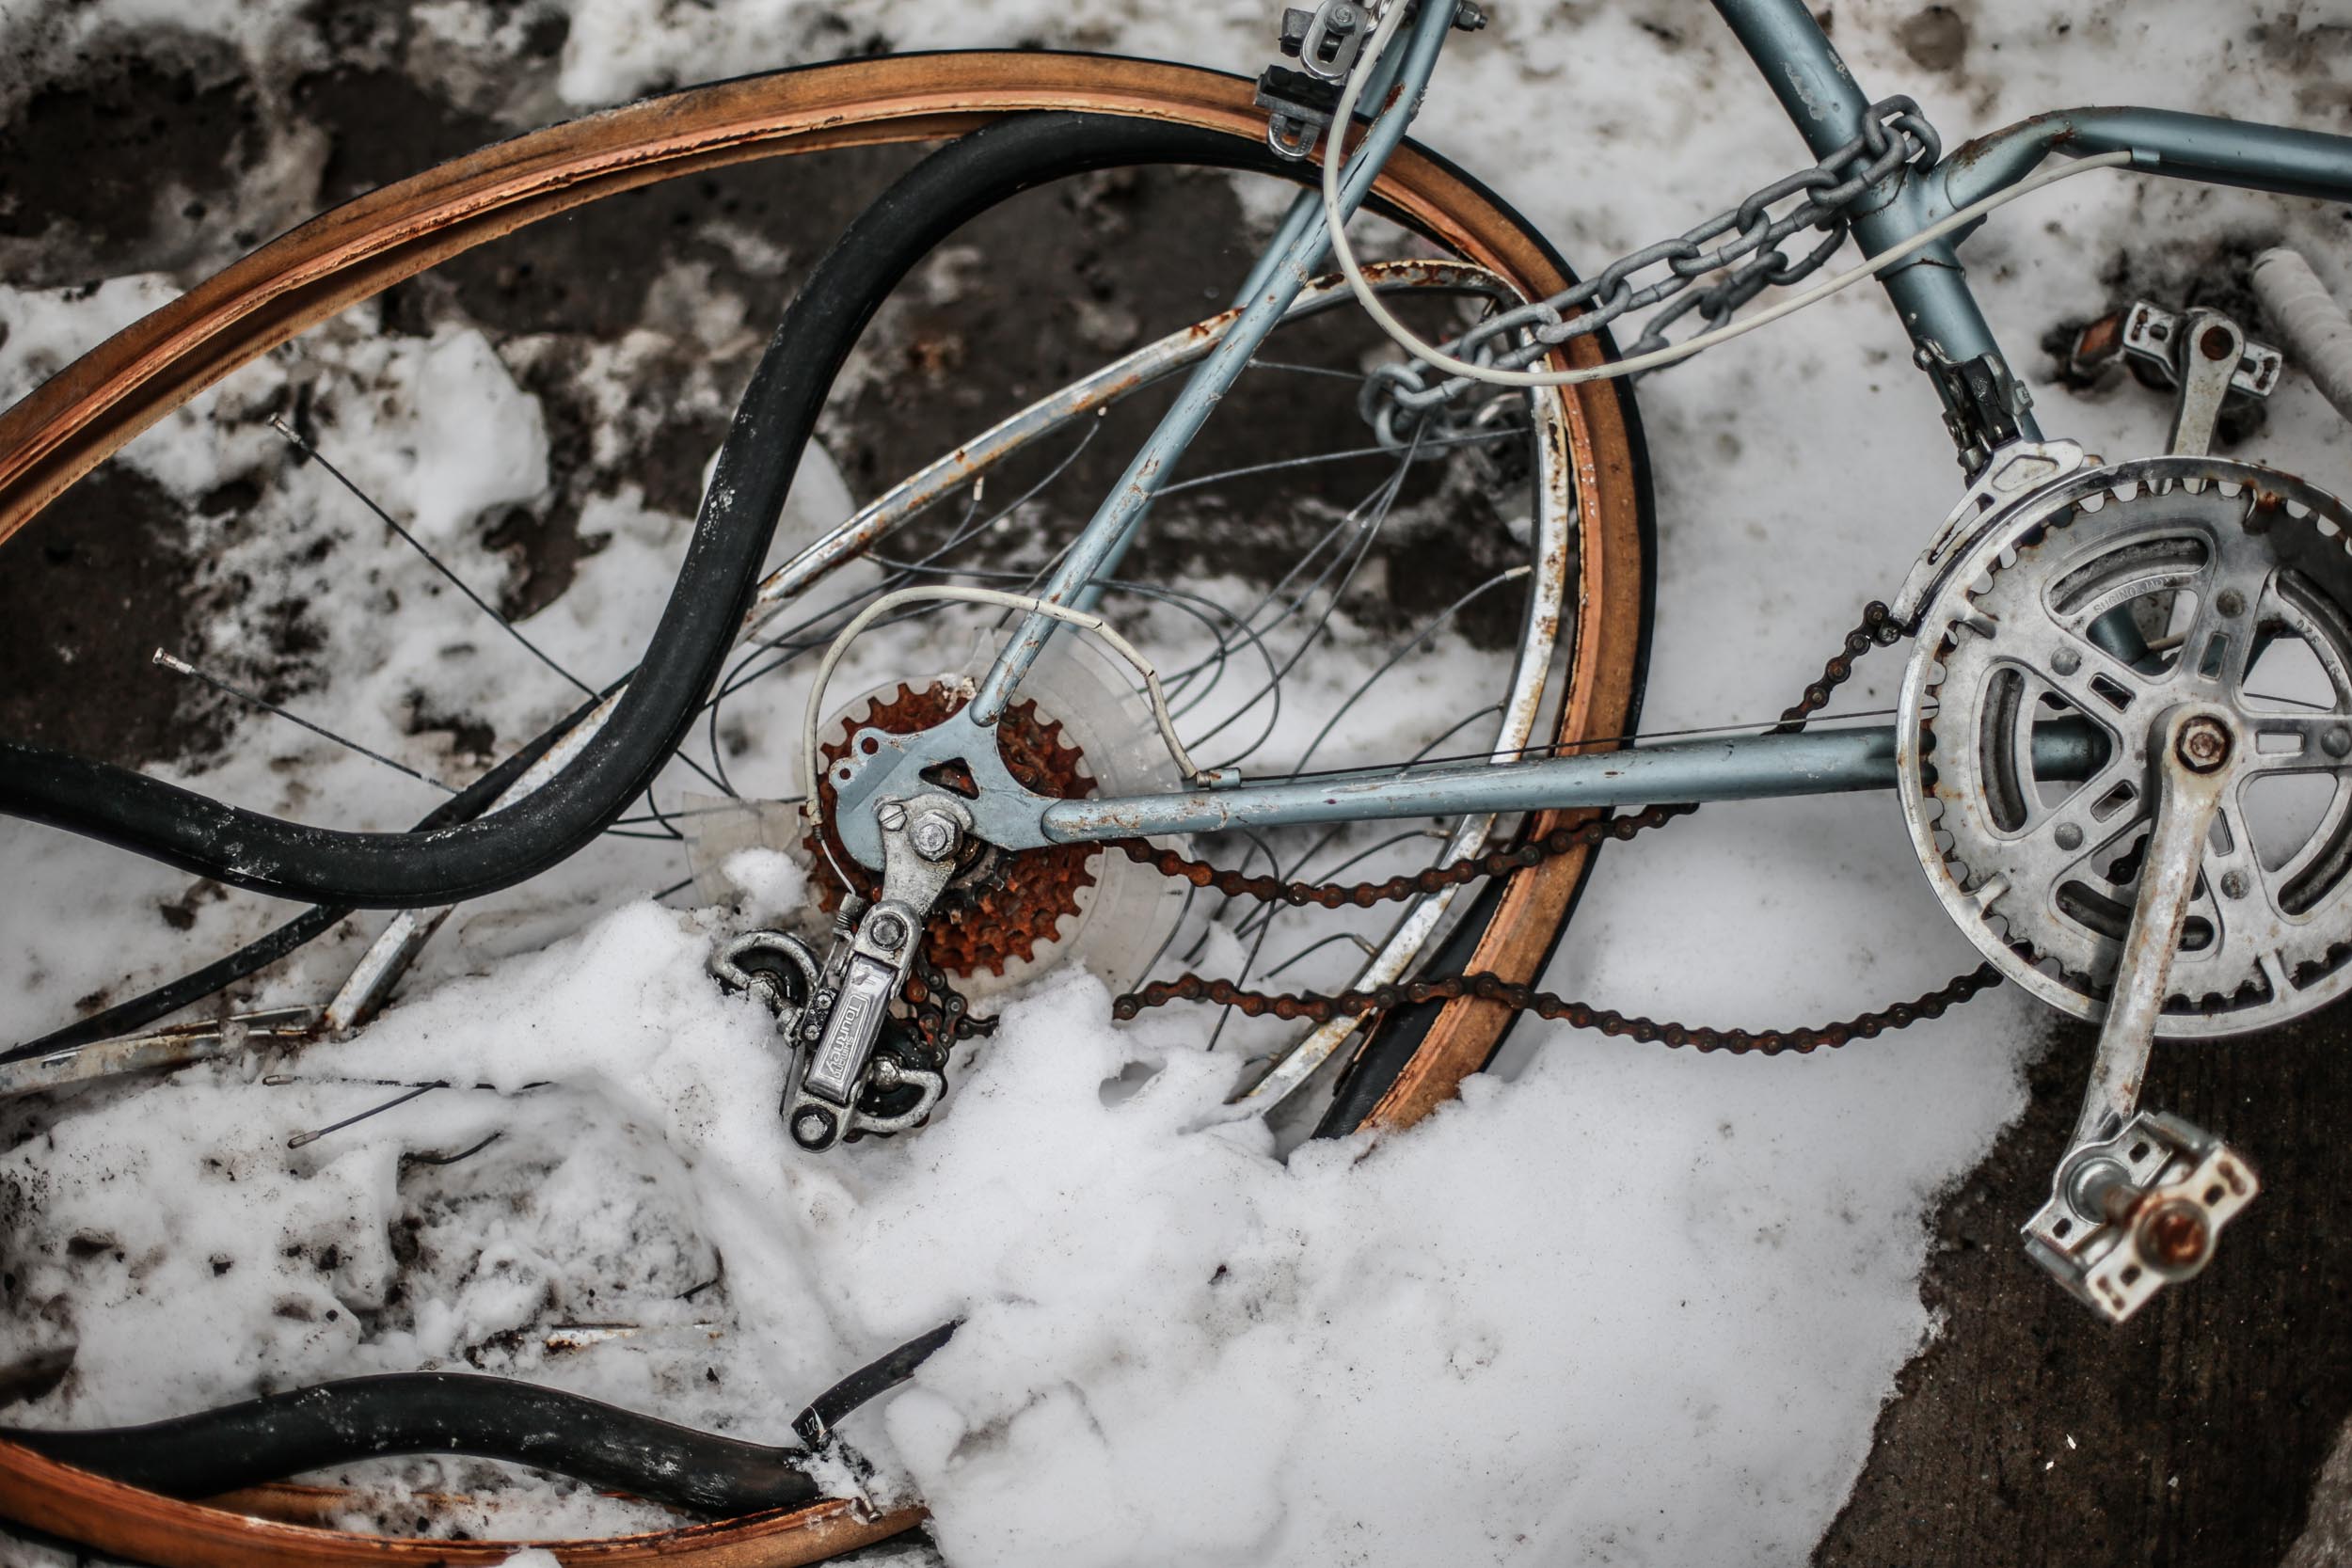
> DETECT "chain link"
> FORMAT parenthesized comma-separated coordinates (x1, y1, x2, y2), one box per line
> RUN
(904, 943, 994, 1050)
(1111, 963, 2002, 1054)
(1109, 601, 2002, 1053)
(1362, 98, 1940, 445)
(1106, 802, 1697, 911)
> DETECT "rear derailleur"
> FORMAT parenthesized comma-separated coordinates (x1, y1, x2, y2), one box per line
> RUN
(710, 791, 974, 1151)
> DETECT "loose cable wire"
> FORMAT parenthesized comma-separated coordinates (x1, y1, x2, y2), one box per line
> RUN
(1318, 2, 2133, 388)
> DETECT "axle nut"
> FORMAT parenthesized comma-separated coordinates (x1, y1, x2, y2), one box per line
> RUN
(2176, 716, 2232, 774)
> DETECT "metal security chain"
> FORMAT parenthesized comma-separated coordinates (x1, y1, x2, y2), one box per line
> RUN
(1363, 98, 1940, 443)
(1109, 601, 2006, 1053)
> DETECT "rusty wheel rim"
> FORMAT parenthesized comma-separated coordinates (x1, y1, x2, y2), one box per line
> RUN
(0, 50, 1648, 1565)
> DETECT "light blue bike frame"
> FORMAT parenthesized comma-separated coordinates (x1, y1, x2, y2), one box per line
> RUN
(958, 0, 2352, 846)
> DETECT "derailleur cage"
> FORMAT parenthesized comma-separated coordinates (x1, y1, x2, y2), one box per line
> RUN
(711, 791, 974, 1151)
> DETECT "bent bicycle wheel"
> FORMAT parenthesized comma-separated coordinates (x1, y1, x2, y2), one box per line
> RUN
(0, 52, 1651, 1565)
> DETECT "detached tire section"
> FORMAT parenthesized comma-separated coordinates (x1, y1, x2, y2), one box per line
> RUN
(0, 50, 1651, 1563)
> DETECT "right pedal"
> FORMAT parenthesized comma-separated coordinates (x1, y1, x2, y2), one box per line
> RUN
(2022, 1110, 2259, 1324)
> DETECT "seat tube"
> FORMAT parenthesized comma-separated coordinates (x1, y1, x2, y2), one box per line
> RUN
(1709, 0, 2031, 426)
(966, 0, 1457, 727)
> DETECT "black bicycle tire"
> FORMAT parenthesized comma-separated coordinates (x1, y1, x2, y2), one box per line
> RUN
(2, 112, 1650, 1100)
(2, 1373, 824, 1518)
(0, 113, 1316, 909)
(0, 691, 602, 1062)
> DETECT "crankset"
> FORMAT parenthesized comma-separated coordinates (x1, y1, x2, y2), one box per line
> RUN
(1892, 302, 2352, 1321)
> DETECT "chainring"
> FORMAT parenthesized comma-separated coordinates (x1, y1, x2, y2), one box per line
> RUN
(1899, 456, 2352, 1036)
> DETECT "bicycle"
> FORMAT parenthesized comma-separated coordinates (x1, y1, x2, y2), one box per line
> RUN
(0, 2, 2348, 1562)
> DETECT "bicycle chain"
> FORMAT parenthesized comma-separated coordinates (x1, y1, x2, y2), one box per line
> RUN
(1107, 601, 2007, 1053)
(904, 943, 995, 1051)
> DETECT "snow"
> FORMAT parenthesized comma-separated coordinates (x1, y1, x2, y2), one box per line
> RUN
(1, 1, 2348, 1564)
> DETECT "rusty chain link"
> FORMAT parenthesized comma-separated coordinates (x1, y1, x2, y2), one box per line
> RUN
(1108, 599, 2005, 1053)
(1110, 963, 2002, 1054)
(905, 942, 995, 1050)
(1107, 801, 1700, 911)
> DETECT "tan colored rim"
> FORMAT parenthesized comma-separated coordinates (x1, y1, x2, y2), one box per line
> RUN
(0, 50, 1646, 1563)
(0, 1437, 921, 1566)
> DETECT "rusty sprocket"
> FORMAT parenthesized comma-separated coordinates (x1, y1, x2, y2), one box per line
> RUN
(809, 680, 1099, 979)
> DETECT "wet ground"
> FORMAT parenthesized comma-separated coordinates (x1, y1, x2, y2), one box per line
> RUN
(0, 6, 2343, 1563)
(1820, 999, 2352, 1565)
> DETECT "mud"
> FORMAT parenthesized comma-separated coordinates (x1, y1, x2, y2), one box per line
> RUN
(0, 467, 230, 768)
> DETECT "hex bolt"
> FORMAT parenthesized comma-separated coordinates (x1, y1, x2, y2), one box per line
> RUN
(2054, 822, 2085, 851)
(2216, 588, 2247, 618)
(2176, 716, 2233, 774)
(876, 800, 910, 832)
(2326, 726, 2352, 760)
(2221, 870, 2250, 900)
(791, 1108, 836, 1149)
(2050, 646, 2082, 677)
(910, 812, 960, 862)
(866, 911, 908, 953)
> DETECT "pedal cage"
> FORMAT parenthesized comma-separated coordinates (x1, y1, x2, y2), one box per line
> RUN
(2022, 1110, 2259, 1323)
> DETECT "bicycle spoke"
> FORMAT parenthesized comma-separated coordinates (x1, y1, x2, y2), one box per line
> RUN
(269, 417, 596, 701)
(151, 649, 456, 796)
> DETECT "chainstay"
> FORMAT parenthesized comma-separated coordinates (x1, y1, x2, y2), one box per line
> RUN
(1107, 802, 1698, 909)
(1114, 600, 1901, 911)
(1109, 599, 2000, 1045)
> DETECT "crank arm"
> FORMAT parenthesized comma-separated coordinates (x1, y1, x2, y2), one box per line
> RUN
(2159, 307, 2259, 458)
(2022, 705, 2260, 1322)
